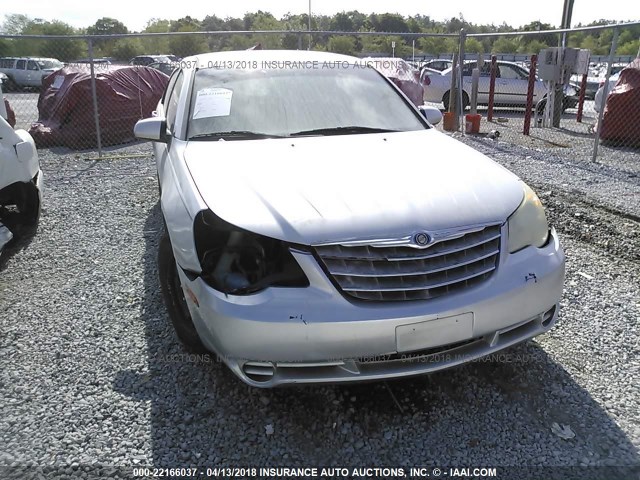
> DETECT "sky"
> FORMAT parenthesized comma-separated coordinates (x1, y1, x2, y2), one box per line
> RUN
(2, 0, 639, 32)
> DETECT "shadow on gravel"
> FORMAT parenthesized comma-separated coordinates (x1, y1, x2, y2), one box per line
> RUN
(114, 203, 639, 472)
(0, 227, 37, 272)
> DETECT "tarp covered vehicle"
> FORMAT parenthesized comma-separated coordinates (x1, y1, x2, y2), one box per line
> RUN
(29, 66, 169, 149)
(363, 57, 425, 107)
(600, 58, 640, 148)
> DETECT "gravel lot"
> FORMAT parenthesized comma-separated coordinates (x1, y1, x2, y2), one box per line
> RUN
(0, 137, 639, 480)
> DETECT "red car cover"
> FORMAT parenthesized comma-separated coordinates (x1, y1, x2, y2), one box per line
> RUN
(30, 65, 169, 149)
(3, 98, 16, 128)
(600, 58, 640, 148)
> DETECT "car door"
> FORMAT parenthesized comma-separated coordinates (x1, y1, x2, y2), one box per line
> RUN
(26, 60, 40, 87)
(14, 60, 27, 86)
(495, 64, 530, 106)
(461, 62, 492, 105)
(156, 70, 184, 188)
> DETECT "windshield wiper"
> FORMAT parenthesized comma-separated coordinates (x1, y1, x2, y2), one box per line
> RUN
(289, 126, 400, 137)
(189, 131, 286, 140)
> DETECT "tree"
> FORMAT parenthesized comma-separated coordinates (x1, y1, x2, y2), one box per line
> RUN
(86, 17, 129, 56)
(465, 38, 484, 54)
(492, 37, 519, 53)
(20, 19, 84, 61)
(1, 14, 32, 34)
(111, 38, 143, 61)
(87, 17, 128, 36)
(141, 19, 171, 54)
(328, 36, 356, 55)
(169, 24, 208, 57)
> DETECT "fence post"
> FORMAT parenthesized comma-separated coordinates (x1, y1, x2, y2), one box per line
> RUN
(523, 54, 538, 135)
(487, 55, 497, 122)
(87, 39, 102, 158)
(592, 27, 620, 162)
(297, 32, 302, 50)
(457, 29, 466, 133)
(576, 73, 587, 122)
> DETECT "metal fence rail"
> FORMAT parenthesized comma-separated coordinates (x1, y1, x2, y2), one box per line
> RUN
(0, 22, 638, 162)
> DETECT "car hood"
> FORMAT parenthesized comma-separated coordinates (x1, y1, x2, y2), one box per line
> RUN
(183, 129, 524, 245)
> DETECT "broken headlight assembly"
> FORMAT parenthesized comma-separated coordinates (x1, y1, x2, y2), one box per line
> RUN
(507, 183, 550, 253)
(193, 210, 309, 295)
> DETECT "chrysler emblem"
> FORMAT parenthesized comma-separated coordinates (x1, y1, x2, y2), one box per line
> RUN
(414, 232, 430, 246)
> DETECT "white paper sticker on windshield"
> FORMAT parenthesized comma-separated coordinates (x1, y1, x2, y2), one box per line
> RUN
(192, 88, 233, 119)
(51, 75, 64, 89)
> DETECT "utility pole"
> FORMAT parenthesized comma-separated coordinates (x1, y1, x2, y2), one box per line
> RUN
(308, 0, 312, 50)
(554, 0, 575, 127)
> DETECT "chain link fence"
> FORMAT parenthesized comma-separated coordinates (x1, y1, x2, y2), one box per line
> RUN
(0, 23, 638, 163)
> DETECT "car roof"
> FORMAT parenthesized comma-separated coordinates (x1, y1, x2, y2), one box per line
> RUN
(184, 50, 361, 68)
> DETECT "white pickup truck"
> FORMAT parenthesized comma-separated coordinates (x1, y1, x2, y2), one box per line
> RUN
(0, 84, 43, 251)
(0, 57, 63, 90)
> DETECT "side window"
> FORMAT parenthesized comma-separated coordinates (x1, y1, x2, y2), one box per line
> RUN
(499, 65, 523, 80)
(162, 70, 180, 108)
(165, 71, 184, 135)
(27, 60, 39, 71)
(16, 60, 26, 70)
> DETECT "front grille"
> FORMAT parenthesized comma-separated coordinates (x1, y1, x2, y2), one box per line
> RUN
(315, 225, 501, 301)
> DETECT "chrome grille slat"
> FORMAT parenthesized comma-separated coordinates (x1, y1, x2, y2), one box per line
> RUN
(343, 265, 496, 292)
(315, 225, 501, 302)
(327, 247, 499, 278)
(316, 230, 501, 261)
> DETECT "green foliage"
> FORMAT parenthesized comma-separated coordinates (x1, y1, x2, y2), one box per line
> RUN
(328, 36, 357, 55)
(141, 19, 171, 54)
(169, 24, 208, 57)
(1, 12, 638, 61)
(465, 38, 484, 54)
(111, 38, 143, 61)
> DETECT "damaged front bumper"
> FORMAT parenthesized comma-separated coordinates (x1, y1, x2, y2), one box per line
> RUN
(178, 228, 565, 387)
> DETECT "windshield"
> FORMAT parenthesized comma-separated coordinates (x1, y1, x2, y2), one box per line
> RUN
(187, 66, 426, 139)
(38, 60, 63, 70)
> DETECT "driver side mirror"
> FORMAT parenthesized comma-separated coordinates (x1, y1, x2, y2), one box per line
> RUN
(419, 106, 443, 125)
(134, 117, 169, 143)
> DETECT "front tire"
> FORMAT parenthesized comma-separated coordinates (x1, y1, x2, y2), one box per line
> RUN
(442, 90, 470, 111)
(158, 231, 206, 352)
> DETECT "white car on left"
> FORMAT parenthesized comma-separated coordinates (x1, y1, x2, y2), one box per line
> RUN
(0, 85, 43, 252)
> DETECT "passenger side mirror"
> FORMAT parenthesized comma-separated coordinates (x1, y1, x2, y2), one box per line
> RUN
(419, 106, 443, 125)
(134, 117, 169, 143)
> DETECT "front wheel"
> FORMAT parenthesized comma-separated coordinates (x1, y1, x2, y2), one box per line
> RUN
(158, 231, 206, 352)
(442, 90, 470, 111)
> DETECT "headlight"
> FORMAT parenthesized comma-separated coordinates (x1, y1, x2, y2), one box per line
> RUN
(193, 210, 309, 295)
(507, 184, 549, 253)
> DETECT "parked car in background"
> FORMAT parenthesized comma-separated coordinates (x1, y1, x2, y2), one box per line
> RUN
(71, 58, 113, 66)
(0, 57, 63, 90)
(0, 84, 42, 252)
(130, 55, 175, 67)
(423, 60, 578, 111)
(421, 59, 453, 72)
(362, 57, 424, 106)
(148, 61, 176, 76)
(134, 49, 565, 388)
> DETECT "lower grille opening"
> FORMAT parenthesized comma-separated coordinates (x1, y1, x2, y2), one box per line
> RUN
(367, 338, 483, 364)
(542, 305, 556, 327)
(242, 362, 275, 382)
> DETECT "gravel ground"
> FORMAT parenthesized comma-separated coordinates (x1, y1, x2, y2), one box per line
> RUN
(0, 140, 639, 480)
(432, 105, 640, 172)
